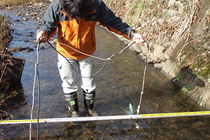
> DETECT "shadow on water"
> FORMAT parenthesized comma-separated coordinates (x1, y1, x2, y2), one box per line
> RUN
(0, 80, 26, 120)
(0, 7, 210, 140)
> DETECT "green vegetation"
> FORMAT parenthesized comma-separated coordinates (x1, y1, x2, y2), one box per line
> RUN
(175, 73, 182, 81)
(183, 36, 210, 79)
(181, 85, 192, 94)
(208, 76, 210, 83)
(125, 103, 134, 115)
(199, 101, 206, 107)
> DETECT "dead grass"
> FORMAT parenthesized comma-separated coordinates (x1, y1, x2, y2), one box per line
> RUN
(0, 15, 10, 52)
(0, 0, 41, 6)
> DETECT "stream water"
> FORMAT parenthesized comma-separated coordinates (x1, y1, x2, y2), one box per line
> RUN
(1, 6, 210, 140)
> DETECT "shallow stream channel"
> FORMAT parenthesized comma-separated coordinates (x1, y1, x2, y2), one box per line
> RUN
(1, 4, 210, 140)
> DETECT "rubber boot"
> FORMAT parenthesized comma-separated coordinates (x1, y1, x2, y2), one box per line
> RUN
(83, 90, 98, 116)
(65, 92, 79, 117)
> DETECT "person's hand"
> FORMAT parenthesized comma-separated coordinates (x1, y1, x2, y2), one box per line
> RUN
(132, 33, 145, 44)
(36, 30, 48, 43)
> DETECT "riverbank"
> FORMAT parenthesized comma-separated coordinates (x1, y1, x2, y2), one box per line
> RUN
(103, 0, 210, 110)
(0, 15, 12, 52)
(0, 13, 15, 113)
(0, 0, 40, 7)
(0, 0, 43, 118)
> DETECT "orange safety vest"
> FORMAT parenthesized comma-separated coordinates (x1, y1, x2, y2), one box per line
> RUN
(40, 0, 135, 60)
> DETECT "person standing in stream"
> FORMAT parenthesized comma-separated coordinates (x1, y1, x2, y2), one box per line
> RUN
(36, 0, 145, 117)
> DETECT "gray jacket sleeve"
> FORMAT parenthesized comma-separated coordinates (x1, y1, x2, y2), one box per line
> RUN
(96, 0, 135, 39)
(39, 0, 61, 37)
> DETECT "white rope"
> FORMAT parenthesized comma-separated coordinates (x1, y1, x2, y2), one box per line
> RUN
(58, 42, 110, 61)
(28, 40, 141, 135)
(137, 41, 149, 115)
(29, 40, 40, 140)
(135, 41, 149, 128)
(47, 41, 136, 78)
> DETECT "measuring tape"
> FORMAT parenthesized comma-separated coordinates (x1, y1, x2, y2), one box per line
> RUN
(1, 111, 210, 125)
